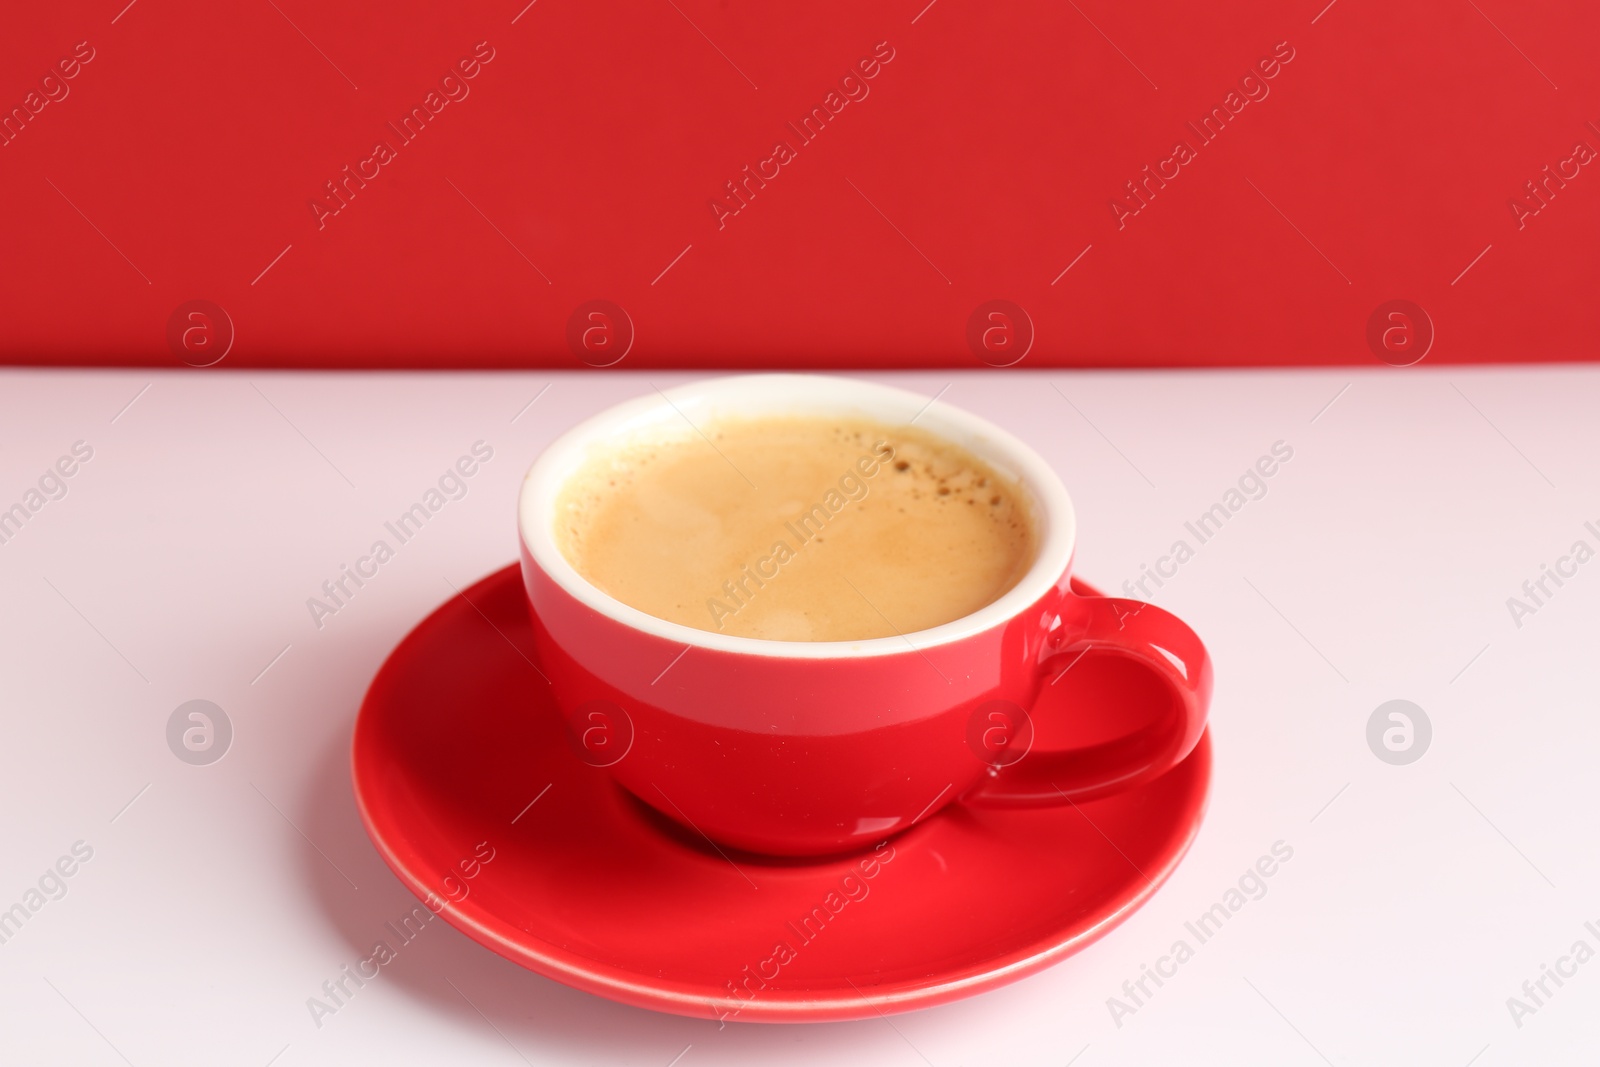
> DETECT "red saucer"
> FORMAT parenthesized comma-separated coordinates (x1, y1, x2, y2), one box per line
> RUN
(352, 564, 1211, 1023)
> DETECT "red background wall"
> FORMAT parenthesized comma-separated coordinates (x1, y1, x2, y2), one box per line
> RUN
(1, 0, 1595, 368)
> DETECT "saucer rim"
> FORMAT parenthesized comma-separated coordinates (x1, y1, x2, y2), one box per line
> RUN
(352, 563, 1211, 1022)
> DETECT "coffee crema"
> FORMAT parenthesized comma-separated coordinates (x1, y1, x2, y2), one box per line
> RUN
(552, 415, 1038, 641)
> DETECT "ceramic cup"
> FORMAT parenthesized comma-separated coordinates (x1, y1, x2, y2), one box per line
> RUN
(518, 374, 1211, 857)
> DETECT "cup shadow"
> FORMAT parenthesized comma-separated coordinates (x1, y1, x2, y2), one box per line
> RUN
(620, 788, 909, 868)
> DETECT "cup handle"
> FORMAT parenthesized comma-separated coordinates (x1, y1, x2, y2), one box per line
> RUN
(964, 592, 1212, 806)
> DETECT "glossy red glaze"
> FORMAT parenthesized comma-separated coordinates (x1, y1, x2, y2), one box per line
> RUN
(352, 564, 1212, 1022)
(969, 592, 1214, 807)
(515, 374, 1212, 856)
(520, 550, 1211, 856)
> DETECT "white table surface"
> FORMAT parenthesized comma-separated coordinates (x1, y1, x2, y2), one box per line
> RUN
(1, 367, 1596, 1066)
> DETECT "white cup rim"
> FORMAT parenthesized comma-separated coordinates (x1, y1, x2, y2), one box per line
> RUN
(518, 374, 1076, 660)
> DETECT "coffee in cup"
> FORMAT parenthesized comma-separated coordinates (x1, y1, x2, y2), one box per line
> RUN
(552, 416, 1038, 642)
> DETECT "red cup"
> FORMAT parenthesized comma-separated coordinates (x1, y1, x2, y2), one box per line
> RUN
(518, 375, 1211, 857)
